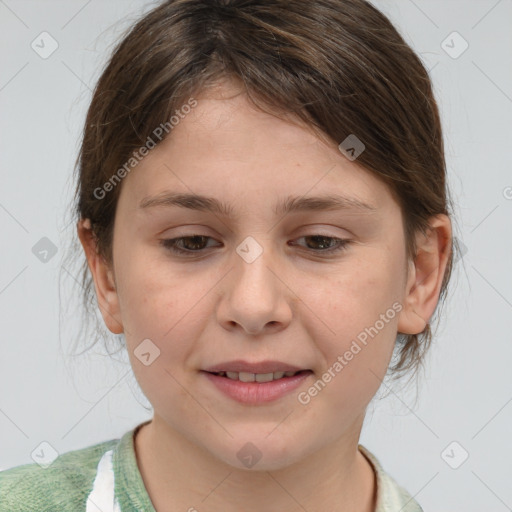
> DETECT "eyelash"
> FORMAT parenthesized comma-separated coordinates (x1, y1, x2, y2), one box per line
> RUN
(160, 234, 351, 257)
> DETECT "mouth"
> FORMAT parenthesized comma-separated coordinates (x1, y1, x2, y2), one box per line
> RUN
(201, 369, 314, 404)
(204, 369, 312, 383)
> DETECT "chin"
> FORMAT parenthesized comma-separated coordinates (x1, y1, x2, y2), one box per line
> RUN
(210, 434, 306, 472)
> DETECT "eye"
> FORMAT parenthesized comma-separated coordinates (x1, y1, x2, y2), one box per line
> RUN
(160, 235, 219, 255)
(160, 234, 351, 257)
(290, 235, 351, 254)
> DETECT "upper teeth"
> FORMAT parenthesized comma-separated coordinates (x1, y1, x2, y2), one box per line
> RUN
(216, 371, 299, 382)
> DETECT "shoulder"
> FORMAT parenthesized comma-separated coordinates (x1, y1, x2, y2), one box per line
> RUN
(358, 445, 424, 512)
(0, 437, 119, 512)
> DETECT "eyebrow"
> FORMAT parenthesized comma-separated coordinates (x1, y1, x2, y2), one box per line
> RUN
(138, 192, 378, 216)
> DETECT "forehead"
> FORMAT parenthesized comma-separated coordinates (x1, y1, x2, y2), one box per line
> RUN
(118, 84, 394, 217)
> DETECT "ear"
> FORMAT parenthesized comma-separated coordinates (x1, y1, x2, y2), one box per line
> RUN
(397, 214, 452, 335)
(77, 218, 124, 334)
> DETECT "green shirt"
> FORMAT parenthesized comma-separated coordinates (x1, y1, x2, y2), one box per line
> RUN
(0, 421, 423, 511)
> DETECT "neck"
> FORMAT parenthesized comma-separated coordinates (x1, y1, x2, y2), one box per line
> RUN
(134, 415, 376, 512)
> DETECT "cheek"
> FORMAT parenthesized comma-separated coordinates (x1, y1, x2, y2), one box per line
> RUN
(119, 274, 205, 410)
(316, 250, 403, 328)
(116, 249, 233, 381)
(303, 251, 403, 390)
(115, 242, 189, 327)
(114, 251, 200, 369)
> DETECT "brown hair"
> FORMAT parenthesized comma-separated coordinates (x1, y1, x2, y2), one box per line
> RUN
(62, 0, 461, 384)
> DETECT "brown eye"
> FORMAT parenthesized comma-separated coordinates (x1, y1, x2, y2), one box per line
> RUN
(161, 235, 219, 255)
(291, 235, 351, 254)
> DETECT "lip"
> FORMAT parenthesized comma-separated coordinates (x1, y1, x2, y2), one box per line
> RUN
(201, 370, 313, 404)
(203, 359, 309, 374)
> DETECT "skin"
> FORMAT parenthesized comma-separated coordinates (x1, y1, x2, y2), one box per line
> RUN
(78, 79, 452, 512)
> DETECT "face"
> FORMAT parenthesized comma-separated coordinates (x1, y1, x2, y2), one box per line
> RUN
(84, 80, 432, 471)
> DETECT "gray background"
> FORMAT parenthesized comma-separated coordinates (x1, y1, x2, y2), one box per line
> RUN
(1, 0, 511, 510)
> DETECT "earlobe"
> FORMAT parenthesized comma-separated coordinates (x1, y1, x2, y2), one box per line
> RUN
(77, 219, 124, 335)
(397, 214, 452, 336)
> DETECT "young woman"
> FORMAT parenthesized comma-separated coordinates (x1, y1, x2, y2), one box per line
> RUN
(0, 1, 455, 510)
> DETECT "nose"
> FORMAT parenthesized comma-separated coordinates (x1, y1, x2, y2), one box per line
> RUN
(216, 239, 293, 336)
